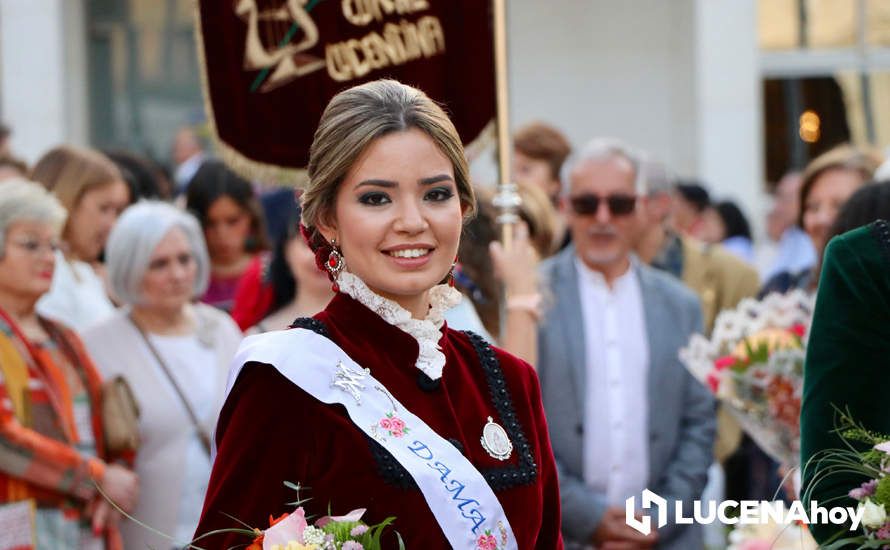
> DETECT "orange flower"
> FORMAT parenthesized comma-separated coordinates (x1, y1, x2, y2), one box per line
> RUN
(247, 537, 263, 550)
(247, 515, 288, 550)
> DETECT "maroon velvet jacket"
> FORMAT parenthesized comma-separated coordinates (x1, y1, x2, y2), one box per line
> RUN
(195, 293, 563, 548)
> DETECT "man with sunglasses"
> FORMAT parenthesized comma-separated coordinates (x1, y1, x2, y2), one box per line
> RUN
(537, 138, 716, 550)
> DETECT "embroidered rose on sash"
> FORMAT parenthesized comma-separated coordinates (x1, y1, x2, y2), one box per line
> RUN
(476, 531, 499, 550)
(379, 413, 409, 438)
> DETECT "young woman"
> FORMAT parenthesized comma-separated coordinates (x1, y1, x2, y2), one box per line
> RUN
(30, 146, 131, 331)
(237, 206, 334, 333)
(761, 144, 881, 295)
(195, 80, 563, 549)
(185, 161, 269, 312)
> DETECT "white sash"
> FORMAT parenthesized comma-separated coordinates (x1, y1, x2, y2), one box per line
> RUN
(221, 328, 519, 550)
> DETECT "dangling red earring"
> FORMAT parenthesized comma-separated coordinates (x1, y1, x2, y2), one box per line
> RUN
(449, 256, 458, 287)
(326, 238, 344, 292)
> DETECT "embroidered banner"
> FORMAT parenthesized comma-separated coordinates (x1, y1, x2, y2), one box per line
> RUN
(222, 328, 517, 550)
(194, 0, 496, 186)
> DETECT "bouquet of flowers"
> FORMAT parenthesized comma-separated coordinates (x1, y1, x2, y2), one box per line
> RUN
(805, 411, 890, 550)
(726, 502, 817, 550)
(680, 290, 815, 468)
(242, 506, 398, 550)
(101, 481, 403, 550)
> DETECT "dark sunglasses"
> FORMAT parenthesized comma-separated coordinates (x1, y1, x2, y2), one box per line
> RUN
(569, 193, 637, 216)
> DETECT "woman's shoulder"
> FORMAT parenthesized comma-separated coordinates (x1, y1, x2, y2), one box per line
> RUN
(826, 220, 890, 271)
(195, 303, 243, 335)
(80, 308, 130, 338)
(820, 221, 890, 307)
(215, 361, 309, 439)
(871, 218, 890, 254)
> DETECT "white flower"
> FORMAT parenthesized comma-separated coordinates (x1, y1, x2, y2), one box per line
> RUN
(301, 526, 326, 545)
(860, 499, 888, 528)
(874, 441, 890, 455)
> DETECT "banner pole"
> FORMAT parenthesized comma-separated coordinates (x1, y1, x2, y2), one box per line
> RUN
(491, 0, 521, 251)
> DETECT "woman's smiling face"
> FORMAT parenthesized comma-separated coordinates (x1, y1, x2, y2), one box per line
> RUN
(319, 128, 464, 312)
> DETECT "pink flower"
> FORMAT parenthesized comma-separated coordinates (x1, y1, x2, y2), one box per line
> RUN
(390, 428, 404, 438)
(315, 508, 366, 528)
(379, 418, 393, 430)
(262, 508, 308, 550)
(706, 372, 721, 393)
(349, 524, 369, 537)
(476, 533, 498, 550)
(789, 324, 806, 338)
(876, 522, 890, 539)
(714, 355, 736, 371)
(342, 542, 364, 550)
(389, 417, 406, 432)
(850, 479, 879, 500)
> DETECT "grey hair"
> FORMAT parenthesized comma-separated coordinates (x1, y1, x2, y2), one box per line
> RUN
(0, 178, 67, 258)
(559, 137, 644, 196)
(639, 158, 676, 196)
(105, 200, 210, 305)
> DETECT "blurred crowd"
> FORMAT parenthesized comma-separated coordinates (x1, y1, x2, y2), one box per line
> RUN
(1, 115, 890, 549)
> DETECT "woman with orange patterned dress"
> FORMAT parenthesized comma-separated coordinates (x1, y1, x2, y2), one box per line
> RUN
(0, 179, 138, 549)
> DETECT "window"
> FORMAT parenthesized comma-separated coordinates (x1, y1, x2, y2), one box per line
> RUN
(88, 0, 202, 161)
(759, 0, 890, 183)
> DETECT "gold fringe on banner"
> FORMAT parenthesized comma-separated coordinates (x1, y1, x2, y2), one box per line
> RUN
(464, 120, 496, 165)
(191, 0, 310, 188)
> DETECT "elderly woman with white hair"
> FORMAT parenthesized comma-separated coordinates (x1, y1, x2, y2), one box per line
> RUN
(81, 201, 242, 550)
(0, 179, 138, 550)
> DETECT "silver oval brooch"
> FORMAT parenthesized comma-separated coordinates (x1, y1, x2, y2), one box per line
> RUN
(481, 416, 513, 461)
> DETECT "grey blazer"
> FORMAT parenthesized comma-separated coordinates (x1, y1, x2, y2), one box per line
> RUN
(537, 247, 716, 550)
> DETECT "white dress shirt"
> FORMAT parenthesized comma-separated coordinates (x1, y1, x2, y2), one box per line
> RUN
(576, 257, 650, 505)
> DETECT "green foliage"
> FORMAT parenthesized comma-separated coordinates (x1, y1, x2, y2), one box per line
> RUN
(316, 515, 399, 549)
(874, 475, 890, 508)
(747, 340, 771, 365)
(835, 408, 890, 448)
(359, 516, 398, 550)
(321, 520, 362, 541)
(861, 449, 886, 469)
(284, 481, 313, 508)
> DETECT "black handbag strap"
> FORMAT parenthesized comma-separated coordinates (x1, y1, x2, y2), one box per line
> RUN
(128, 313, 211, 455)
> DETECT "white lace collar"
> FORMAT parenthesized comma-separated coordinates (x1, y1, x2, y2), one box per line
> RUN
(336, 271, 463, 380)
